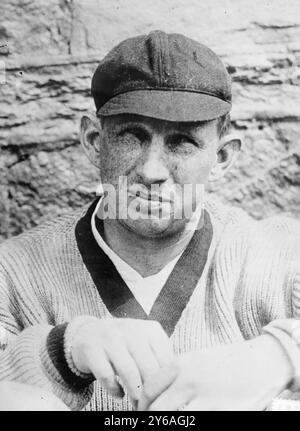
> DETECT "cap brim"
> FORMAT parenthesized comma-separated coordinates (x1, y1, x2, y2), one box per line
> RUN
(97, 90, 231, 122)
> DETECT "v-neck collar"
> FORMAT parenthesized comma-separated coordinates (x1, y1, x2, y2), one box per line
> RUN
(75, 198, 213, 337)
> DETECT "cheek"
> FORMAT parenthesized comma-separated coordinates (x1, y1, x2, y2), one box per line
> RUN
(100, 141, 140, 183)
(173, 152, 215, 185)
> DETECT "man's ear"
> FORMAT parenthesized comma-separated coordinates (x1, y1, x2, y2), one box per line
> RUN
(209, 133, 241, 181)
(80, 113, 104, 169)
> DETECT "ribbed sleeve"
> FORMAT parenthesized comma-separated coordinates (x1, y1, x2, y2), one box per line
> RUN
(0, 324, 93, 410)
(0, 212, 95, 410)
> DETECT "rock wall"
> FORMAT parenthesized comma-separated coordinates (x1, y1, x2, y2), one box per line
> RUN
(0, 0, 299, 240)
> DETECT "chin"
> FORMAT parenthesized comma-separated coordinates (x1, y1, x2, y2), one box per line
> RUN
(121, 216, 186, 239)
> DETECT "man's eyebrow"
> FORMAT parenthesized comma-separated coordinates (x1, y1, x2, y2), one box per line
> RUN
(115, 122, 151, 134)
(168, 126, 206, 141)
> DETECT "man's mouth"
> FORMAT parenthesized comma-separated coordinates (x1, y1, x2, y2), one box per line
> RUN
(128, 190, 173, 203)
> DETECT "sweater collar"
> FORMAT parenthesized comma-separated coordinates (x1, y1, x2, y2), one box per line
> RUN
(75, 198, 213, 337)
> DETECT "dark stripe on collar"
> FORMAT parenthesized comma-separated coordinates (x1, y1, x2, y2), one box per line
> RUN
(148, 210, 212, 335)
(75, 198, 213, 336)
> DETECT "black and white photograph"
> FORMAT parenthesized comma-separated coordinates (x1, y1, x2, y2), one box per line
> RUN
(0, 0, 299, 413)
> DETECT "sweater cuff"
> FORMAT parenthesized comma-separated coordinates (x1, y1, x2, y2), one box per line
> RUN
(262, 319, 300, 392)
(46, 323, 94, 390)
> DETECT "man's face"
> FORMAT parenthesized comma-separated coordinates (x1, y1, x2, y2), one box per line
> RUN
(98, 113, 219, 238)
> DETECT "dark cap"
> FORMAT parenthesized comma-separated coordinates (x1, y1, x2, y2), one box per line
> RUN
(91, 30, 232, 122)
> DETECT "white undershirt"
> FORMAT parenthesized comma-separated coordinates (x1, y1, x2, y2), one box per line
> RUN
(91, 196, 203, 315)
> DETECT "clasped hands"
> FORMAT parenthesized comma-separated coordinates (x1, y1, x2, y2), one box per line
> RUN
(70, 317, 291, 411)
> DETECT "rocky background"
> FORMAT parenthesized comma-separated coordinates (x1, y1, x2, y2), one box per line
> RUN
(0, 0, 299, 241)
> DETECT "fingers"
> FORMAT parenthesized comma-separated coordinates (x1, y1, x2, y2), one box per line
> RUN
(72, 317, 175, 405)
(78, 320, 142, 400)
(84, 345, 124, 398)
(105, 339, 143, 401)
(116, 319, 174, 387)
(137, 361, 179, 411)
(127, 341, 160, 384)
(125, 321, 169, 384)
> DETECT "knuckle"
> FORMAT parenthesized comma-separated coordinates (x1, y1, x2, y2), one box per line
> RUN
(100, 321, 122, 342)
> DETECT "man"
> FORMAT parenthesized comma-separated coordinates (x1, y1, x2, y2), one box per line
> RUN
(0, 30, 299, 411)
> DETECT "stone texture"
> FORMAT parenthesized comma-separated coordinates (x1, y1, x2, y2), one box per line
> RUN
(0, 0, 299, 240)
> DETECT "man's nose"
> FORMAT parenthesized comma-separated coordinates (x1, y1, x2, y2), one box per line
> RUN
(135, 138, 169, 186)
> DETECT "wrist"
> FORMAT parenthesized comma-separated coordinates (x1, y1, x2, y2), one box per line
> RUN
(64, 315, 99, 378)
(46, 322, 94, 390)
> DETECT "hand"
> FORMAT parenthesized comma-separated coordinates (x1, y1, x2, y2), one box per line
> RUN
(0, 381, 70, 411)
(70, 316, 174, 403)
(138, 335, 292, 411)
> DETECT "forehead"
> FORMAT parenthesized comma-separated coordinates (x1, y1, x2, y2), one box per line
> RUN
(100, 113, 218, 136)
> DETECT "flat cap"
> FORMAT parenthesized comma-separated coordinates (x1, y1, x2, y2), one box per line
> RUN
(91, 30, 232, 122)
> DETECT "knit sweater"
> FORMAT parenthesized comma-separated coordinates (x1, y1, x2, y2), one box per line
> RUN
(0, 195, 299, 411)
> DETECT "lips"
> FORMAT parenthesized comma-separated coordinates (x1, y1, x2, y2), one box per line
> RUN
(129, 190, 172, 203)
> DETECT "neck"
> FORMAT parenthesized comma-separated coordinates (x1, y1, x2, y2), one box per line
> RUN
(101, 217, 197, 277)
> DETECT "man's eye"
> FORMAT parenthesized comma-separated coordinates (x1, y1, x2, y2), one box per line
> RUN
(169, 135, 197, 148)
(118, 127, 148, 142)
